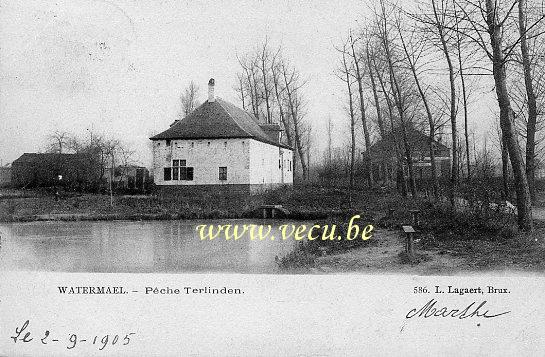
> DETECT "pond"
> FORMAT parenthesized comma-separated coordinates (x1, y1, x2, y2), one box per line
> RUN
(0, 220, 301, 273)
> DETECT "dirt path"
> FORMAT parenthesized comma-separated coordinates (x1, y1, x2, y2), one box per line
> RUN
(310, 229, 466, 275)
(308, 227, 545, 275)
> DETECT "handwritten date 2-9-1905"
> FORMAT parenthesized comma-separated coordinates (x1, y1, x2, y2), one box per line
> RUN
(11, 320, 136, 351)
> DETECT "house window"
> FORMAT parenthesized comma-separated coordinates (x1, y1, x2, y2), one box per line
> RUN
(180, 167, 194, 180)
(172, 160, 180, 180)
(164, 167, 171, 181)
(166, 139, 171, 146)
(167, 160, 193, 181)
(191, 142, 194, 148)
(219, 167, 227, 181)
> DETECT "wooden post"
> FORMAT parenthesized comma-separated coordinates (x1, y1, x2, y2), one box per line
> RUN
(402, 225, 416, 260)
(409, 209, 420, 226)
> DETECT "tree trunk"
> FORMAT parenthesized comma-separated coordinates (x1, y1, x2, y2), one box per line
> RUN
(272, 65, 293, 147)
(374, 57, 407, 196)
(385, 48, 416, 197)
(342, 49, 357, 193)
(454, 9, 471, 180)
(366, 45, 385, 138)
(519, 0, 538, 202)
(397, 26, 439, 198)
(349, 34, 373, 187)
(486, 0, 533, 231)
(501, 136, 510, 200)
(432, 0, 457, 205)
(282, 65, 308, 180)
(260, 51, 272, 124)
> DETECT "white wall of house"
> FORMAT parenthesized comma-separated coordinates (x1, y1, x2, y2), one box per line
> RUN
(249, 140, 293, 185)
(152, 138, 250, 185)
(152, 138, 293, 186)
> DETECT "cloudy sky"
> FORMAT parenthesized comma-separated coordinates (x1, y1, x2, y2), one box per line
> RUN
(0, 0, 494, 166)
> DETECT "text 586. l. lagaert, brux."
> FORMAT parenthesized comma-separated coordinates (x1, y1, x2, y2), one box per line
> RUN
(57, 286, 244, 295)
(413, 285, 510, 295)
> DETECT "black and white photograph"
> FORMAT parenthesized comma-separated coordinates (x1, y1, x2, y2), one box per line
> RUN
(1, 0, 545, 356)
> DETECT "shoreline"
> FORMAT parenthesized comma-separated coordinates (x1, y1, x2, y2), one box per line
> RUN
(0, 187, 372, 223)
(0, 210, 332, 223)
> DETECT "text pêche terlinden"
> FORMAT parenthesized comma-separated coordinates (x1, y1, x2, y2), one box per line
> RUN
(57, 286, 244, 295)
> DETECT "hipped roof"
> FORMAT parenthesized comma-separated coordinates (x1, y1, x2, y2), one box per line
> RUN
(368, 127, 450, 159)
(13, 153, 93, 164)
(150, 98, 292, 150)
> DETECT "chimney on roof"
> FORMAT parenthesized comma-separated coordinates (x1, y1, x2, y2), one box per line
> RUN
(208, 78, 215, 102)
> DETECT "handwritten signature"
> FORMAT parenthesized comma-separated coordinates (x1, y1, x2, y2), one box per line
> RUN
(406, 299, 511, 319)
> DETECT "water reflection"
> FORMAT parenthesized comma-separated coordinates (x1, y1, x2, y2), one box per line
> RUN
(0, 220, 298, 273)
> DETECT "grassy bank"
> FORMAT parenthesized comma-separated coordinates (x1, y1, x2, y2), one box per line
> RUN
(276, 192, 545, 272)
(0, 185, 390, 222)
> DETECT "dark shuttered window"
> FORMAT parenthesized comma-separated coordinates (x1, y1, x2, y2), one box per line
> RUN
(164, 168, 171, 181)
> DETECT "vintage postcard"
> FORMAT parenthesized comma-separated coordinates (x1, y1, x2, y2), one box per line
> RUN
(1, 0, 544, 356)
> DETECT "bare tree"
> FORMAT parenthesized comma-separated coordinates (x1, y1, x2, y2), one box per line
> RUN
(282, 62, 310, 180)
(348, 31, 374, 187)
(396, 16, 441, 198)
(179, 81, 200, 118)
(375, 0, 417, 197)
(336, 39, 357, 199)
(45, 130, 70, 154)
(236, 42, 311, 180)
(518, 0, 540, 201)
(432, 0, 458, 203)
(453, 0, 535, 230)
(372, 47, 408, 196)
(365, 39, 386, 138)
(453, 3, 472, 180)
(257, 39, 274, 123)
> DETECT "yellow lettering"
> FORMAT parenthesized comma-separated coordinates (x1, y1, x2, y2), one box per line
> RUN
(257, 225, 272, 240)
(196, 224, 222, 240)
(223, 224, 248, 240)
(361, 224, 374, 240)
(280, 224, 296, 240)
(294, 224, 307, 240)
(346, 215, 361, 241)
(321, 225, 337, 240)
(307, 225, 320, 240)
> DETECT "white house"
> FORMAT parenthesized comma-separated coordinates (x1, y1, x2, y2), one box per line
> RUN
(150, 78, 293, 194)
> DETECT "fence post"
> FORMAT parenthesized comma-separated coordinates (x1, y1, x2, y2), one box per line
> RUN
(402, 225, 416, 260)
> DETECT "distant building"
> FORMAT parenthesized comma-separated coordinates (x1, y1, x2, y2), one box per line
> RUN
(368, 128, 451, 184)
(11, 153, 101, 190)
(150, 79, 293, 194)
(0, 166, 11, 187)
(106, 165, 150, 192)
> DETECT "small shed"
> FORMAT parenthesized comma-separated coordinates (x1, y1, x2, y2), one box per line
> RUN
(11, 153, 101, 190)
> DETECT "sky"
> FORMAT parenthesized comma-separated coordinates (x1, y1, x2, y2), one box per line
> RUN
(0, 0, 495, 167)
